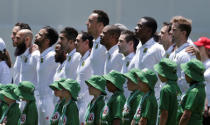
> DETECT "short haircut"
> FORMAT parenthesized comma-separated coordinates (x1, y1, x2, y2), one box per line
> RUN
(106, 25, 121, 41)
(15, 22, 31, 30)
(170, 16, 192, 38)
(43, 26, 58, 46)
(114, 23, 129, 33)
(153, 32, 160, 42)
(162, 22, 172, 33)
(141, 16, 157, 35)
(121, 30, 139, 51)
(80, 31, 93, 48)
(60, 27, 78, 41)
(92, 10, 109, 26)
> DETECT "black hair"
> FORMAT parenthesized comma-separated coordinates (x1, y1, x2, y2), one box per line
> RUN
(60, 27, 78, 41)
(142, 16, 157, 35)
(92, 10, 109, 26)
(162, 22, 172, 33)
(43, 26, 58, 47)
(80, 31, 93, 48)
(15, 22, 31, 30)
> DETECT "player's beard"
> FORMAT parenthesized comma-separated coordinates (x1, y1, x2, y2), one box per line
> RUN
(15, 42, 27, 57)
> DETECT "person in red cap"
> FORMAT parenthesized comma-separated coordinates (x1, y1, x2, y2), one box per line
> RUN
(186, 36, 210, 125)
(195, 37, 210, 125)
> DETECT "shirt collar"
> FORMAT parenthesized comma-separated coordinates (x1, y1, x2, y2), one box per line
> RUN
(94, 37, 101, 44)
(81, 50, 90, 61)
(175, 42, 189, 53)
(107, 44, 118, 55)
(23, 48, 30, 56)
(137, 41, 142, 49)
(143, 38, 155, 47)
(166, 43, 176, 54)
(124, 52, 135, 60)
(68, 49, 76, 57)
(41, 46, 54, 57)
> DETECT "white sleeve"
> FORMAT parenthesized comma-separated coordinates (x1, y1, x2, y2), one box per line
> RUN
(112, 54, 123, 72)
(155, 45, 165, 63)
(32, 51, 40, 85)
(0, 62, 12, 84)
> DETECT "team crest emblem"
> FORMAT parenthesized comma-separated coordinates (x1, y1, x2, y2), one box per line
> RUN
(20, 114, 26, 124)
(123, 104, 130, 115)
(62, 115, 67, 125)
(108, 55, 111, 60)
(143, 48, 148, 53)
(126, 61, 130, 67)
(102, 106, 109, 117)
(87, 113, 94, 123)
(51, 112, 60, 122)
(24, 57, 28, 63)
(2, 116, 7, 124)
(95, 44, 99, 49)
(41, 57, 44, 63)
(82, 61, 85, 66)
(22, 56, 28, 63)
(68, 56, 71, 62)
(136, 107, 141, 117)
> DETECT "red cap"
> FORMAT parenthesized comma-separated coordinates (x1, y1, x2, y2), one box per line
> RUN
(205, 40, 210, 49)
(194, 37, 209, 47)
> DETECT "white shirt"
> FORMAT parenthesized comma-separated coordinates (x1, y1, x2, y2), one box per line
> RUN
(89, 37, 106, 75)
(19, 48, 40, 85)
(76, 50, 92, 97)
(36, 46, 58, 120)
(134, 38, 165, 100)
(164, 44, 176, 58)
(121, 52, 135, 98)
(104, 45, 123, 74)
(187, 38, 194, 45)
(13, 56, 21, 84)
(76, 50, 93, 122)
(134, 38, 165, 70)
(63, 49, 80, 80)
(169, 42, 196, 94)
(0, 61, 12, 84)
(37, 47, 58, 94)
(204, 59, 210, 106)
(133, 41, 141, 68)
(53, 62, 66, 81)
(121, 52, 135, 73)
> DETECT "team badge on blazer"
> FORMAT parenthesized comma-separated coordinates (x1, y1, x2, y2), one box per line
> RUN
(136, 107, 141, 117)
(41, 57, 44, 63)
(62, 115, 67, 125)
(2, 116, 7, 124)
(87, 112, 94, 123)
(82, 61, 85, 66)
(143, 48, 148, 53)
(68, 56, 71, 62)
(95, 43, 99, 49)
(20, 114, 26, 124)
(123, 104, 130, 115)
(51, 112, 60, 122)
(102, 105, 109, 117)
